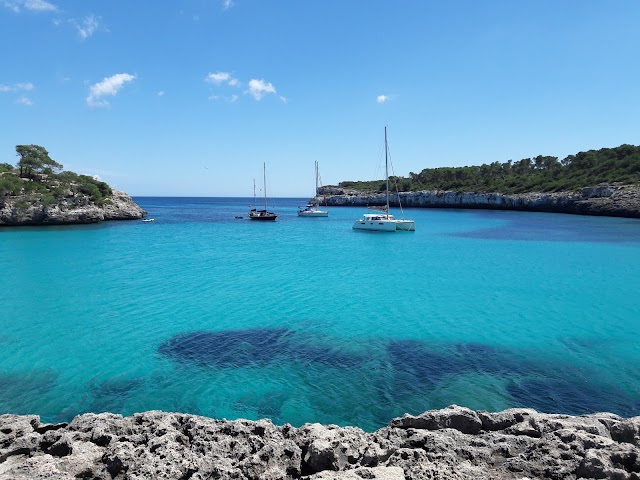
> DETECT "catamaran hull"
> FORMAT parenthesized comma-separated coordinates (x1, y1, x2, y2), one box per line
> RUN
(298, 210, 329, 217)
(352, 220, 397, 231)
(395, 220, 415, 231)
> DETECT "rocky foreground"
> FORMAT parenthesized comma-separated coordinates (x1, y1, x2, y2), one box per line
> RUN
(1, 406, 639, 479)
(0, 190, 146, 226)
(322, 185, 640, 218)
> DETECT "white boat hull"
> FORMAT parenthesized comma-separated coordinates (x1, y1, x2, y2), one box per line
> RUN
(394, 219, 415, 231)
(298, 209, 329, 217)
(352, 218, 397, 232)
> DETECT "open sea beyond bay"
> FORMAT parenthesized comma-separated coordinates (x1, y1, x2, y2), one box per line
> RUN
(2, 197, 640, 431)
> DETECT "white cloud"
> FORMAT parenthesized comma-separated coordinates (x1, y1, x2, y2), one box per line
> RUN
(247, 78, 276, 101)
(206, 72, 238, 86)
(71, 15, 99, 39)
(157, 90, 165, 97)
(1, 1, 19, 12)
(209, 94, 240, 103)
(377, 95, 390, 103)
(205, 72, 283, 103)
(0, 82, 33, 92)
(222, 0, 233, 10)
(2, 0, 56, 12)
(15, 96, 33, 106)
(24, 0, 55, 11)
(87, 73, 136, 107)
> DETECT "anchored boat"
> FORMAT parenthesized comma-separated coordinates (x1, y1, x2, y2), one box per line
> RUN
(298, 161, 329, 217)
(249, 163, 277, 221)
(352, 127, 415, 232)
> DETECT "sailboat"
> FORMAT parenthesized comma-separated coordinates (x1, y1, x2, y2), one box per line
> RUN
(298, 161, 329, 217)
(352, 127, 415, 232)
(249, 163, 277, 221)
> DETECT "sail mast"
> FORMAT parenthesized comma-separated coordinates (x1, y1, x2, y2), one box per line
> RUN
(263, 162, 268, 211)
(385, 126, 389, 218)
(314, 161, 319, 209)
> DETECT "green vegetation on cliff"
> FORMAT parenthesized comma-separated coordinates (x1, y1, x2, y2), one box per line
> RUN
(0, 145, 112, 204)
(336, 144, 640, 194)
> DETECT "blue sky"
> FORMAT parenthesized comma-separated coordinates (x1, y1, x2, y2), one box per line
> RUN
(1, 1, 639, 197)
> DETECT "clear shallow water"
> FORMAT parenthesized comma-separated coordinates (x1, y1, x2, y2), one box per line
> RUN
(1, 197, 639, 431)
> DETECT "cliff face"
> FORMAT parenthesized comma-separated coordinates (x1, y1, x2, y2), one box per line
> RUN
(1, 406, 639, 479)
(0, 190, 146, 226)
(322, 185, 640, 218)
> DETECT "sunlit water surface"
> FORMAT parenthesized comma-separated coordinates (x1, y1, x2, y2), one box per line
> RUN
(1, 197, 639, 431)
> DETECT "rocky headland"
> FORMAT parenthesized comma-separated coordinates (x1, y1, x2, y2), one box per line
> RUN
(1, 405, 639, 479)
(0, 190, 146, 226)
(320, 185, 640, 219)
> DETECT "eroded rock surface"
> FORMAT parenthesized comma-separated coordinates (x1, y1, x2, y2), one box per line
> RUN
(0, 190, 145, 226)
(2, 405, 639, 479)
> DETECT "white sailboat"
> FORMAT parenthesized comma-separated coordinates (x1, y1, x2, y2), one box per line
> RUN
(249, 163, 277, 221)
(298, 161, 329, 217)
(352, 127, 415, 232)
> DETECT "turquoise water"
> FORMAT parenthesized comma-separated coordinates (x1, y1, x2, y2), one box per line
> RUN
(1, 197, 640, 431)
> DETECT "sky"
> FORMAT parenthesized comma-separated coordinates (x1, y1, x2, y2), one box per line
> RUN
(1, 0, 639, 197)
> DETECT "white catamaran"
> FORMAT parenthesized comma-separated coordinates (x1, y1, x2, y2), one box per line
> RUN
(298, 161, 329, 217)
(352, 127, 415, 232)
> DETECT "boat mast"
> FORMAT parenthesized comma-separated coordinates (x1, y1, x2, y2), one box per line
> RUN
(263, 162, 268, 211)
(314, 161, 319, 208)
(253, 179, 256, 208)
(385, 126, 390, 218)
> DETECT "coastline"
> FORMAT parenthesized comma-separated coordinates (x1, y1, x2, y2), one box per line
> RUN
(2, 405, 639, 479)
(0, 190, 146, 226)
(321, 185, 640, 219)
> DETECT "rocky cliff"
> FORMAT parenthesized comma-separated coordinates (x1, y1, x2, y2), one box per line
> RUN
(0, 190, 146, 226)
(1, 406, 639, 479)
(321, 185, 640, 218)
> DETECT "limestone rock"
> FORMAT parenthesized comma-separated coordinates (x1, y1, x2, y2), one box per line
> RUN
(1, 407, 640, 479)
(0, 190, 145, 226)
(323, 184, 640, 218)
(390, 405, 483, 434)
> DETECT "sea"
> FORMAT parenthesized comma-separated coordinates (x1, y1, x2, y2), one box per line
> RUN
(1, 197, 640, 432)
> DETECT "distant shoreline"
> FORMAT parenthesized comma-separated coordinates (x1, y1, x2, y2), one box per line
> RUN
(320, 184, 640, 219)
